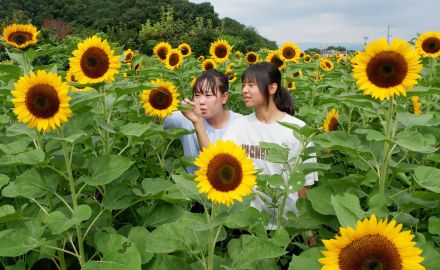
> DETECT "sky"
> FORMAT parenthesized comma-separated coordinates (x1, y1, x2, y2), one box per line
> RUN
(189, 0, 439, 49)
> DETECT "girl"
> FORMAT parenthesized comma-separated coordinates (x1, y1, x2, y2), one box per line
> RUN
(164, 70, 241, 173)
(189, 62, 318, 228)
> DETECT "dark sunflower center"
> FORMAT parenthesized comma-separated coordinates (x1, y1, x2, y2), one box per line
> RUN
(247, 54, 256, 63)
(181, 47, 189, 55)
(325, 62, 332, 69)
(158, 47, 168, 60)
(422, 37, 440, 54)
(293, 71, 300, 77)
(215, 45, 228, 58)
(288, 82, 294, 88)
(305, 56, 311, 62)
(169, 53, 180, 66)
(207, 153, 243, 192)
(25, 84, 60, 118)
(328, 117, 338, 131)
(339, 234, 402, 270)
(270, 56, 284, 68)
(149, 87, 173, 110)
(366, 51, 408, 88)
(80, 47, 110, 79)
(9, 31, 32, 45)
(125, 53, 133, 61)
(283, 47, 296, 59)
(204, 62, 214, 70)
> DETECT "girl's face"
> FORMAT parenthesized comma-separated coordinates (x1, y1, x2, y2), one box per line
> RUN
(242, 79, 265, 108)
(193, 80, 228, 119)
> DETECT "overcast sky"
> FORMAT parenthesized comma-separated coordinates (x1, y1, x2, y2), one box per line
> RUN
(190, 0, 439, 48)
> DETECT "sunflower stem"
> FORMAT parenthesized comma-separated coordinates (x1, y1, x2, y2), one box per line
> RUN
(379, 97, 395, 195)
(58, 128, 86, 267)
(35, 130, 44, 150)
(206, 203, 217, 270)
(100, 87, 110, 155)
(21, 51, 31, 75)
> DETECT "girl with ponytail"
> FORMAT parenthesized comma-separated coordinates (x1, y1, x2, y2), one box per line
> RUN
(186, 62, 317, 229)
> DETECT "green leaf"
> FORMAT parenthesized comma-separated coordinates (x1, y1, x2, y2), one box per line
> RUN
(313, 131, 362, 154)
(84, 155, 134, 186)
(144, 254, 192, 270)
(259, 142, 289, 163)
(288, 247, 323, 270)
(307, 185, 335, 215)
(271, 227, 290, 247)
(103, 180, 136, 210)
(172, 174, 202, 201)
(84, 232, 141, 270)
(127, 227, 154, 264)
(406, 86, 440, 96)
(70, 91, 105, 111)
(331, 193, 365, 227)
(415, 233, 440, 269)
(2, 168, 58, 199)
(414, 166, 440, 193)
(119, 123, 148, 137)
(5, 123, 36, 138)
(140, 203, 186, 227)
(354, 128, 386, 141)
(227, 235, 287, 266)
(0, 205, 15, 218)
(396, 112, 433, 129)
(394, 131, 438, 153)
(0, 136, 32, 154)
(0, 174, 9, 190)
(223, 206, 262, 228)
(0, 227, 43, 257)
(0, 149, 45, 166)
(44, 205, 92, 234)
(45, 130, 87, 143)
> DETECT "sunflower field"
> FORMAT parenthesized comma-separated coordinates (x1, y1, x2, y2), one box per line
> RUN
(0, 24, 440, 270)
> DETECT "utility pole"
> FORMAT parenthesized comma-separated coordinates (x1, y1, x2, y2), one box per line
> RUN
(363, 36, 368, 46)
(387, 25, 393, 43)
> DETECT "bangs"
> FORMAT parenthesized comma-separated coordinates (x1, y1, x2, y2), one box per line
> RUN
(241, 68, 258, 84)
(193, 77, 218, 96)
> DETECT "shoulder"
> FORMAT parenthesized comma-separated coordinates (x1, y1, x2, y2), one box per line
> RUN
(281, 114, 307, 127)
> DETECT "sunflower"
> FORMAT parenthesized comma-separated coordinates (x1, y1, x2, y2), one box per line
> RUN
(287, 81, 296, 91)
(353, 38, 423, 101)
(320, 215, 425, 270)
(246, 52, 258, 64)
(153, 42, 172, 62)
(11, 70, 72, 131)
(66, 70, 92, 92)
(69, 36, 121, 84)
(164, 48, 183, 70)
(292, 70, 303, 78)
(178, 43, 192, 57)
(228, 72, 237, 84)
(123, 49, 134, 63)
(320, 58, 334, 72)
(235, 51, 242, 58)
(266, 51, 286, 70)
(411, 96, 422, 115)
(415, 31, 440, 58)
(323, 108, 339, 132)
(2, 23, 39, 49)
(210, 39, 232, 63)
(278, 41, 301, 62)
(304, 54, 312, 63)
(299, 52, 305, 58)
(133, 62, 142, 72)
(141, 79, 179, 118)
(198, 55, 205, 62)
(202, 59, 216, 71)
(194, 140, 257, 206)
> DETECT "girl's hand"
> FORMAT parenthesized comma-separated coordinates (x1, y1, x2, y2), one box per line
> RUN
(181, 98, 203, 124)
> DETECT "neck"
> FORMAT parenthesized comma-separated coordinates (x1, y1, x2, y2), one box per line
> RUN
(207, 110, 229, 128)
(255, 100, 285, 124)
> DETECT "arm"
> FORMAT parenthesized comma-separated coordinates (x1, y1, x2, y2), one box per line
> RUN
(181, 98, 210, 150)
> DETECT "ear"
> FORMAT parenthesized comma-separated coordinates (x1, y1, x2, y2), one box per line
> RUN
(222, 92, 229, 105)
(268, 83, 278, 95)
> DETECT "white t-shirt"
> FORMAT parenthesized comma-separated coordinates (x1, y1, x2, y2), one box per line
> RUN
(164, 110, 241, 173)
(223, 112, 318, 228)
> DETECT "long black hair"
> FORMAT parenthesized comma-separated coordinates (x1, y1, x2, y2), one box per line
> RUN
(193, 69, 229, 96)
(241, 61, 294, 115)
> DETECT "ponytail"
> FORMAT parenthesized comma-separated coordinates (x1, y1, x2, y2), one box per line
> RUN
(274, 86, 295, 116)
